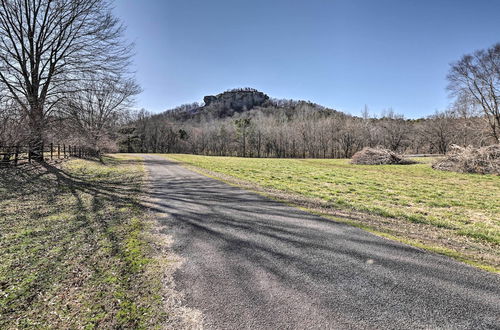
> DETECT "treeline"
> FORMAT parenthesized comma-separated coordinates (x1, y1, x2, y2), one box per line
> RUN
(119, 99, 494, 158)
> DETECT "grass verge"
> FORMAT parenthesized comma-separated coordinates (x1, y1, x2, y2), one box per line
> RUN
(165, 154, 500, 273)
(0, 155, 169, 328)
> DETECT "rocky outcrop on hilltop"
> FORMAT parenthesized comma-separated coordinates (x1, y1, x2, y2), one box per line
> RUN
(203, 88, 269, 111)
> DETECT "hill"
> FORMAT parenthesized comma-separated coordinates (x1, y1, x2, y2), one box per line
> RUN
(156, 88, 345, 123)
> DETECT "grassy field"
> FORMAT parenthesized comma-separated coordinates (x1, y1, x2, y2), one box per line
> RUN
(0, 155, 168, 328)
(167, 154, 500, 272)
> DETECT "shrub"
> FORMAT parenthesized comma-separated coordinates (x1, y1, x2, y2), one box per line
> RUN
(432, 144, 500, 175)
(351, 147, 417, 165)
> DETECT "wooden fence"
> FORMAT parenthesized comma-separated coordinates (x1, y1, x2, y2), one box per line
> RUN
(0, 143, 98, 166)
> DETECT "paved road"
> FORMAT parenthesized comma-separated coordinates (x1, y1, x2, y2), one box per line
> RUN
(143, 155, 500, 329)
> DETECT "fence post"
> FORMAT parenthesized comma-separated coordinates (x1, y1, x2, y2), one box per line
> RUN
(58, 144, 60, 159)
(63, 144, 66, 158)
(14, 146, 19, 165)
(50, 143, 53, 160)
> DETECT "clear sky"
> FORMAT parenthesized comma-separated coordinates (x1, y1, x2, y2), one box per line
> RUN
(113, 0, 500, 118)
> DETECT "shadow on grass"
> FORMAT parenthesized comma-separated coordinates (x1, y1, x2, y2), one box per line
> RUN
(0, 157, 152, 328)
(0, 157, 142, 201)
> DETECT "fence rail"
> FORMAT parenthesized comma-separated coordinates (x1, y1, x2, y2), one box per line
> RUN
(0, 143, 98, 166)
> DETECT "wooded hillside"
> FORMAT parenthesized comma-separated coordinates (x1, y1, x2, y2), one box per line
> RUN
(119, 88, 494, 158)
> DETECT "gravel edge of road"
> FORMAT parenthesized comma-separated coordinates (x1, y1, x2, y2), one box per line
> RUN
(139, 155, 205, 329)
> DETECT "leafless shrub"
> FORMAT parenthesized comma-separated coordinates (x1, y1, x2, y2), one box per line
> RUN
(351, 147, 417, 165)
(432, 144, 500, 175)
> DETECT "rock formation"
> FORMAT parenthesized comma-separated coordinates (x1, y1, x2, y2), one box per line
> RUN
(203, 88, 269, 111)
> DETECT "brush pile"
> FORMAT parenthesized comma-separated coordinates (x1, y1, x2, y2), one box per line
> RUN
(351, 147, 417, 165)
(432, 144, 500, 175)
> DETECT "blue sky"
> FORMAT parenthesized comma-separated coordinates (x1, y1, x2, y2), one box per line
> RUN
(113, 0, 500, 118)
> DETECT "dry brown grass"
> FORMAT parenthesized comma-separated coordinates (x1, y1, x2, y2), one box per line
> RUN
(433, 144, 500, 175)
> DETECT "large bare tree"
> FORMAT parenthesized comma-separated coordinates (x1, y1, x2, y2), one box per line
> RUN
(448, 43, 500, 143)
(0, 0, 132, 159)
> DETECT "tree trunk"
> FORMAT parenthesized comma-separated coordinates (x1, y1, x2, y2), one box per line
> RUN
(28, 106, 45, 161)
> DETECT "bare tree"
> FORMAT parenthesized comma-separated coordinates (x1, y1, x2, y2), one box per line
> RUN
(0, 97, 25, 145)
(234, 117, 252, 157)
(379, 109, 411, 152)
(450, 92, 488, 146)
(0, 0, 132, 159)
(421, 110, 456, 154)
(447, 43, 500, 142)
(338, 119, 362, 158)
(64, 77, 140, 154)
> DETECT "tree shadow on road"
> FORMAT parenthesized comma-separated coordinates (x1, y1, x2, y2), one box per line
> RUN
(143, 167, 500, 328)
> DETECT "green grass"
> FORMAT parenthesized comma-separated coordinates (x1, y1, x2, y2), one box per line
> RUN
(0, 155, 167, 329)
(166, 154, 500, 271)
